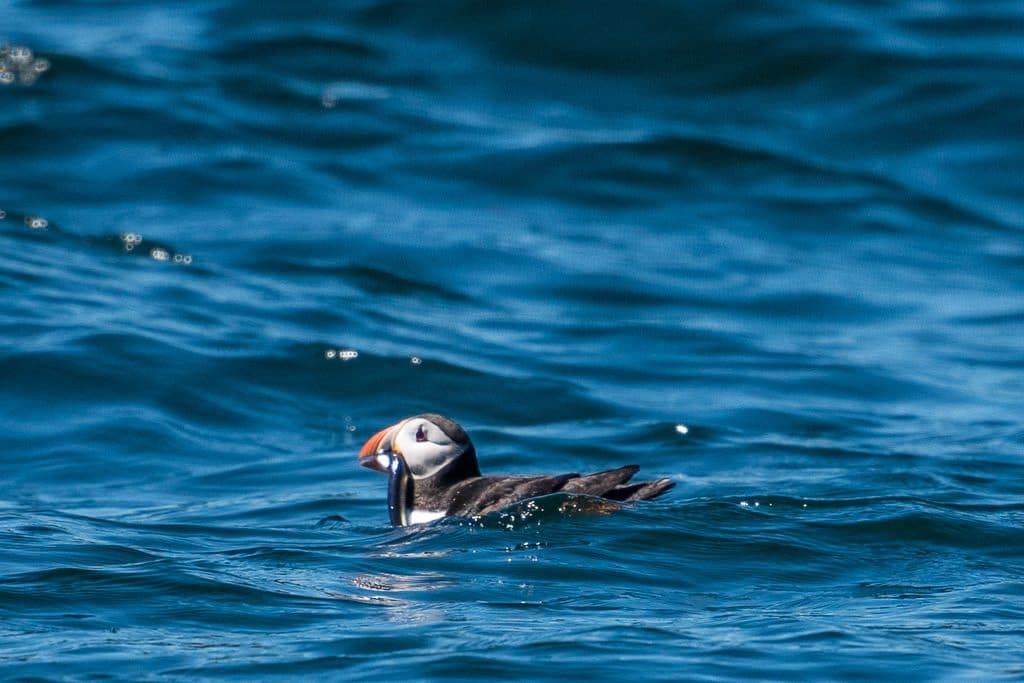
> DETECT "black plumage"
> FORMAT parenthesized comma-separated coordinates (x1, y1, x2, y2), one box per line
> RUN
(441, 466, 674, 517)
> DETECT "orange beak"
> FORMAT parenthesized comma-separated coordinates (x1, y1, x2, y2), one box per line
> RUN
(358, 424, 395, 472)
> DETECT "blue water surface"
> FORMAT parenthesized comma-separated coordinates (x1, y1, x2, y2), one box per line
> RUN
(3, 1, 1024, 680)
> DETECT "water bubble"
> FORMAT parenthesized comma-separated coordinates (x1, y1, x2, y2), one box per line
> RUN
(339, 349, 358, 360)
(182, 255, 192, 265)
(321, 94, 337, 109)
(325, 349, 337, 359)
(173, 254, 183, 263)
(675, 424, 689, 435)
(1, 46, 49, 86)
(119, 232, 144, 251)
(9, 46, 32, 65)
(410, 356, 422, 365)
(0, 210, 6, 220)
(739, 501, 749, 507)
(347, 424, 357, 432)
(25, 216, 48, 229)
(149, 248, 170, 261)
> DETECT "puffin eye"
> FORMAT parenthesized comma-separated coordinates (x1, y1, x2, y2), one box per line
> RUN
(416, 425, 427, 442)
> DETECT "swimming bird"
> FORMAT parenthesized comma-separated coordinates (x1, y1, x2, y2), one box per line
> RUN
(358, 413, 675, 526)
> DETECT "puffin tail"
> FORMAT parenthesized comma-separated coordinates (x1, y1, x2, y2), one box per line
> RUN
(604, 477, 675, 502)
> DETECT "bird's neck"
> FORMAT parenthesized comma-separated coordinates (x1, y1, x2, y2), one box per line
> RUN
(410, 445, 482, 507)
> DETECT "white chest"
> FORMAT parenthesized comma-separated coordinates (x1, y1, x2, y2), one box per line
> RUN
(407, 509, 446, 525)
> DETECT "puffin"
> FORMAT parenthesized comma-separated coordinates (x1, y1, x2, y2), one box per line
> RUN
(358, 413, 675, 526)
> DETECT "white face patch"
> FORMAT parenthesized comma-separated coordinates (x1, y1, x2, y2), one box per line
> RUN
(391, 418, 462, 478)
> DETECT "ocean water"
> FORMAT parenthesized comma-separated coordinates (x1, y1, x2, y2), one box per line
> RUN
(3, 1, 1024, 680)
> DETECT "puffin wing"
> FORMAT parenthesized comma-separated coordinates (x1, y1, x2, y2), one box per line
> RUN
(446, 474, 578, 517)
(443, 467, 674, 517)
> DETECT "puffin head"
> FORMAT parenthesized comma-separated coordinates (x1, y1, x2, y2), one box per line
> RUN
(358, 413, 480, 481)
(359, 413, 481, 526)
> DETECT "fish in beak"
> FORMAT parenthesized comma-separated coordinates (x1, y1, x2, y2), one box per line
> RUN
(358, 421, 413, 526)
